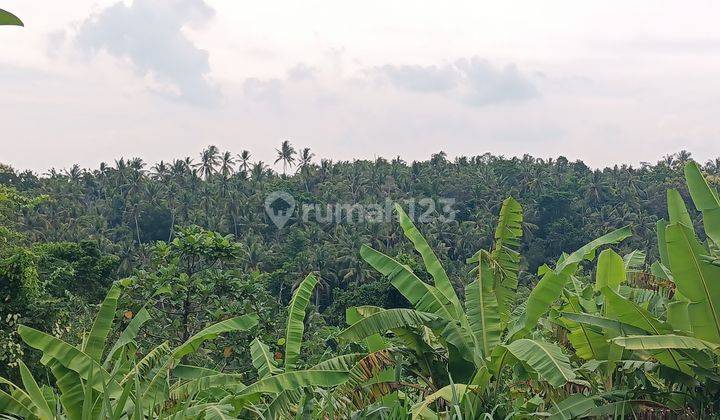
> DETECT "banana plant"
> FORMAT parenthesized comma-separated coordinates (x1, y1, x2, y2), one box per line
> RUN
(237, 273, 358, 418)
(0, 282, 259, 419)
(241, 273, 417, 417)
(338, 198, 632, 417)
(555, 162, 720, 415)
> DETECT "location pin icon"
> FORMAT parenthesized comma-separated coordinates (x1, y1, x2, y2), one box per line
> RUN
(264, 191, 296, 229)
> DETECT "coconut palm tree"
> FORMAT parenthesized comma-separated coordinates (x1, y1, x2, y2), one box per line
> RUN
(297, 147, 315, 191)
(237, 150, 252, 176)
(196, 145, 220, 180)
(275, 140, 297, 175)
(219, 151, 235, 178)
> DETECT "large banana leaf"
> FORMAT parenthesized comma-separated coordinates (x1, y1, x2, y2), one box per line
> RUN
(84, 283, 121, 362)
(554, 227, 631, 274)
(595, 249, 625, 291)
(513, 228, 631, 337)
(346, 306, 388, 351)
(656, 219, 670, 267)
(263, 389, 304, 419)
(666, 222, 720, 343)
(18, 360, 53, 420)
(338, 309, 438, 343)
(105, 307, 152, 366)
(466, 253, 502, 358)
(612, 334, 720, 353)
(548, 394, 597, 420)
(47, 359, 86, 420)
(396, 203, 462, 318)
(250, 338, 281, 378)
(667, 189, 693, 227)
(491, 196, 523, 321)
(0, 376, 33, 415)
(623, 250, 646, 271)
(284, 273, 318, 371)
(173, 364, 222, 379)
(0, 389, 32, 418)
(18, 325, 122, 397)
(685, 161, 720, 246)
(239, 370, 350, 396)
(560, 312, 646, 336)
(0, 9, 23, 26)
(501, 339, 576, 388)
(566, 324, 608, 362)
(310, 353, 364, 371)
(338, 308, 472, 362)
(602, 287, 693, 373)
(172, 314, 258, 359)
(561, 298, 610, 361)
(511, 270, 569, 338)
(666, 301, 691, 332)
(602, 287, 671, 334)
(411, 384, 476, 420)
(168, 403, 234, 420)
(360, 245, 455, 320)
(170, 373, 246, 399)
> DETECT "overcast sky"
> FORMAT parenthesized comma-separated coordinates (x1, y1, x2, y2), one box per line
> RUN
(2, 0, 720, 172)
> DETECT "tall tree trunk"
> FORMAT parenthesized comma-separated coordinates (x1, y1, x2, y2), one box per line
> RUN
(168, 211, 176, 242)
(134, 213, 141, 244)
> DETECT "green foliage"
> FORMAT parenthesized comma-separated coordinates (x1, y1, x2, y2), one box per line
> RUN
(0, 9, 23, 26)
(3, 149, 720, 418)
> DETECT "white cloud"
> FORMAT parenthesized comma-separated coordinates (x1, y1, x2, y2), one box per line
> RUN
(286, 63, 317, 81)
(374, 57, 538, 106)
(75, 0, 219, 105)
(2, 0, 720, 172)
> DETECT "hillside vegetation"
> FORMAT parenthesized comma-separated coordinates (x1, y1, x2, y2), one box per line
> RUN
(2, 148, 720, 418)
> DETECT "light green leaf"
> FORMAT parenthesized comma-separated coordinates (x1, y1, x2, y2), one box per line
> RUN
(490, 197, 524, 322)
(338, 309, 438, 343)
(18, 360, 53, 420)
(18, 325, 122, 397)
(623, 250, 646, 271)
(595, 249, 626, 291)
(560, 312, 646, 336)
(239, 370, 350, 396)
(514, 228, 631, 337)
(612, 334, 720, 353)
(172, 314, 258, 359)
(685, 161, 720, 246)
(105, 307, 151, 365)
(548, 394, 597, 420)
(0, 388, 33, 418)
(503, 339, 576, 387)
(667, 189, 693, 227)
(170, 373, 245, 399)
(466, 252, 502, 357)
(360, 245, 455, 320)
(285, 273, 318, 371)
(656, 219, 670, 267)
(396, 203, 462, 319)
(554, 227, 632, 274)
(666, 222, 720, 343)
(411, 384, 476, 420)
(251, 338, 281, 378)
(84, 284, 121, 362)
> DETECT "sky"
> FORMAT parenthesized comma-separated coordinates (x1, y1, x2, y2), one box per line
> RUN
(2, 0, 720, 172)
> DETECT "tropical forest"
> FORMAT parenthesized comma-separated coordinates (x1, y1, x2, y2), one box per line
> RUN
(1, 141, 720, 419)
